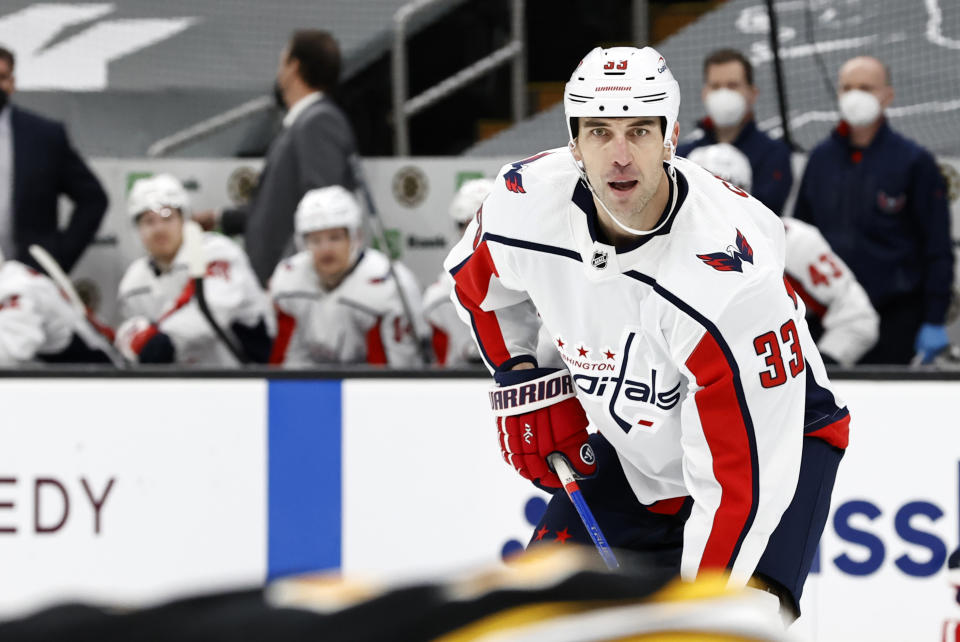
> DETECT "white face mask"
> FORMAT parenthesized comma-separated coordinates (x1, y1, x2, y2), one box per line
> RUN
(839, 89, 882, 127)
(704, 88, 747, 128)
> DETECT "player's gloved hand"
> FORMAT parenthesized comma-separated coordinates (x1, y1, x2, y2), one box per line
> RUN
(915, 323, 950, 364)
(115, 317, 175, 363)
(489, 367, 596, 489)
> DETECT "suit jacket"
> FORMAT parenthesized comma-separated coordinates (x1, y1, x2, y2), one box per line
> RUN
(11, 106, 108, 273)
(222, 96, 358, 284)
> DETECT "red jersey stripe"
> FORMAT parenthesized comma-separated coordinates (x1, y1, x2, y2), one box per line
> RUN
(269, 306, 297, 365)
(806, 412, 850, 450)
(785, 273, 828, 318)
(451, 241, 512, 368)
(366, 318, 388, 365)
(431, 324, 449, 365)
(685, 331, 757, 572)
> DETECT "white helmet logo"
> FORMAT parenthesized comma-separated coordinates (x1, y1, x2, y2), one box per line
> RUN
(657, 57, 667, 73)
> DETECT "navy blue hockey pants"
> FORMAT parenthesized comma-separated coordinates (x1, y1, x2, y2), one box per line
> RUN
(529, 432, 843, 615)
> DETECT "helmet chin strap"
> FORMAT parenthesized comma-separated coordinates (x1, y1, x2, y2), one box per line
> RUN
(569, 140, 679, 238)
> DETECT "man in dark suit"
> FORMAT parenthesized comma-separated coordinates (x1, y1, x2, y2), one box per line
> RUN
(0, 46, 108, 273)
(196, 30, 358, 285)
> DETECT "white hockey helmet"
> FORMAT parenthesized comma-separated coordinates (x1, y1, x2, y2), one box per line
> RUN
(687, 143, 753, 192)
(127, 174, 190, 222)
(295, 185, 362, 240)
(564, 46, 680, 150)
(449, 178, 494, 224)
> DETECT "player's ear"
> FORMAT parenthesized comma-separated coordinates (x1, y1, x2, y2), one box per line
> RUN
(569, 138, 583, 164)
(663, 123, 679, 161)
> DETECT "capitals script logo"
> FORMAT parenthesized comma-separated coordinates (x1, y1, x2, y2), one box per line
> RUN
(503, 152, 551, 194)
(697, 229, 754, 273)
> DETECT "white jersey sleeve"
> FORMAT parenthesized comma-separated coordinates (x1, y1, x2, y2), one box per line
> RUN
(667, 269, 806, 586)
(0, 262, 93, 365)
(443, 183, 542, 372)
(0, 290, 45, 364)
(783, 218, 879, 366)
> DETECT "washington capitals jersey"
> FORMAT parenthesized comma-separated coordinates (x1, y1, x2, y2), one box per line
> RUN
(0, 261, 108, 365)
(118, 232, 272, 366)
(444, 148, 850, 586)
(269, 249, 426, 367)
(783, 217, 879, 366)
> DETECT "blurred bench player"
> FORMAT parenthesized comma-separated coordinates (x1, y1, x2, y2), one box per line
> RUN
(687, 143, 879, 366)
(269, 186, 425, 367)
(422, 178, 493, 366)
(116, 174, 273, 365)
(445, 46, 850, 622)
(0, 247, 112, 365)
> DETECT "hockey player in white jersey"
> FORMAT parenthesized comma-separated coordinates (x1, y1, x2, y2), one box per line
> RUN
(422, 179, 492, 366)
(0, 248, 112, 365)
(687, 143, 879, 366)
(269, 186, 426, 367)
(444, 46, 850, 620)
(117, 174, 273, 365)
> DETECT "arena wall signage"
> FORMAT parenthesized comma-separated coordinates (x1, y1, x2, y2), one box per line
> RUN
(0, 376, 957, 640)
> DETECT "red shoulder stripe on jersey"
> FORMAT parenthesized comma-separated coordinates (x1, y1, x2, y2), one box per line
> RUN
(685, 331, 758, 573)
(451, 241, 512, 369)
(785, 273, 827, 318)
(431, 324, 449, 365)
(366, 318, 388, 365)
(158, 280, 197, 323)
(806, 411, 850, 449)
(270, 306, 297, 364)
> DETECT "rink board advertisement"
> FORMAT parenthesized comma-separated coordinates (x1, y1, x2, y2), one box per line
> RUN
(0, 377, 958, 641)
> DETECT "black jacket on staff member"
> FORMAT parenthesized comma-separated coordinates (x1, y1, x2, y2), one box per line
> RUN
(4, 104, 107, 273)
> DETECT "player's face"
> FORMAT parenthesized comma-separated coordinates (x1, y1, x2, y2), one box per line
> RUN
(136, 208, 183, 264)
(573, 117, 673, 222)
(305, 227, 353, 280)
(702, 61, 757, 109)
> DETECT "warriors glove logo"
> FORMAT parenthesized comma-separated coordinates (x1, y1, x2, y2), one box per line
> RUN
(523, 423, 534, 444)
(697, 229, 754, 273)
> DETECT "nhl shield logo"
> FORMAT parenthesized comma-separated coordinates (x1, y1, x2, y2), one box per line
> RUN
(591, 250, 608, 270)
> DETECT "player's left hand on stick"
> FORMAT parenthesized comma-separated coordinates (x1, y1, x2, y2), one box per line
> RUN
(489, 367, 596, 489)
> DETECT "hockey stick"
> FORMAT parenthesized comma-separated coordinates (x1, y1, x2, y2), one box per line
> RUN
(27, 244, 128, 368)
(350, 156, 431, 366)
(547, 452, 620, 570)
(181, 221, 250, 364)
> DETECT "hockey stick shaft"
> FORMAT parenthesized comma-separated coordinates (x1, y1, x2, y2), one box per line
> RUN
(350, 156, 431, 365)
(28, 244, 128, 368)
(182, 222, 250, 364)
(547, 453, 620, 570)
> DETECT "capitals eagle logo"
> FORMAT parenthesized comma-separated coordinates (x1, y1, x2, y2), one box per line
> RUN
(697, 229, 754, 273)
